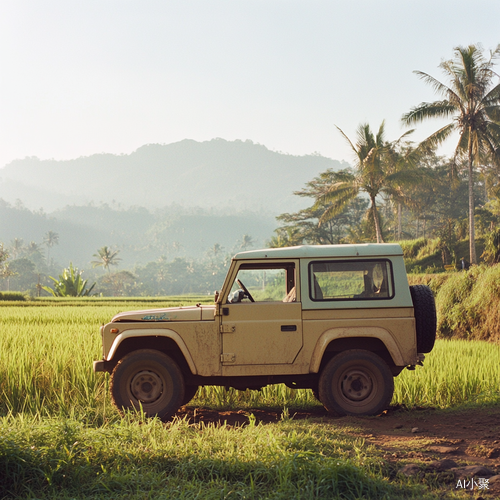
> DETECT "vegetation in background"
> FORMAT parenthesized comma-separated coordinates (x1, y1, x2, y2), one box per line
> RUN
(91, 245, 122, 273)
(402, 43, 500, 264)
(316, 122, 423, 243)
(43, 230, 59, 264)
(271, 172, 369, 247)
(42, 263, 96, 297)
(434, 264, 500, 342)
(0, 291, 26, 301)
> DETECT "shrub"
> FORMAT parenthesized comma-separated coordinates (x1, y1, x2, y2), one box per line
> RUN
(399, 237, 427, 259)
(0, 291, 26, 301)
(435, 264, 500, 341)
(408, 273, 449, 294)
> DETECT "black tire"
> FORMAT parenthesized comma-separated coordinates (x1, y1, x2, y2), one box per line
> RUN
(181, 385, 199, 406)
(410, 284, 437, 353)
(318, 350, 394, 416)
(111, 349, 184, 421)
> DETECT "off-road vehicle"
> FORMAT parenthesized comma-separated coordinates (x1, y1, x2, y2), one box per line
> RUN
(94, 244, 436, 419)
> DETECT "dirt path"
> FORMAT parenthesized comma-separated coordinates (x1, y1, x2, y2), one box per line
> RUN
(178, 405, 500, 497)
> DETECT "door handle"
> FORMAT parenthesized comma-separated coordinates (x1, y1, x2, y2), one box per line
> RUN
(281, 325, 297, 332)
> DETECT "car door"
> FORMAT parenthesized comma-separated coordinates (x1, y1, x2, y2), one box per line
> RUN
(220, 261, 303, 371)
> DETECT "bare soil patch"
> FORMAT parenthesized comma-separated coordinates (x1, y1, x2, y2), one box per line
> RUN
(178, 404, 500, 497)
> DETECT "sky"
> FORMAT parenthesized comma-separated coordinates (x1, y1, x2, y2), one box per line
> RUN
(1, 0, 500, 170)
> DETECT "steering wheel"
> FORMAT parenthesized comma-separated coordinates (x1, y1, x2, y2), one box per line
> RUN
(237, 279, 255, 302)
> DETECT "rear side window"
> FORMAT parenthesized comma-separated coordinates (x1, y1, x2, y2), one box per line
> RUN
(309, 260, 394, 301)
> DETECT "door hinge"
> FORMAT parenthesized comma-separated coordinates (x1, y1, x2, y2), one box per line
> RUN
(221, 353, 235, 363)
(220, 324, 236, 333)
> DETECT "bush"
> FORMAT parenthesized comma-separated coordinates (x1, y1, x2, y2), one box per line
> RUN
(0, 291, 26, 301)
(435, 264, 500, 342)
(399, 237, 427, 259)
(408, 273, 449, 295)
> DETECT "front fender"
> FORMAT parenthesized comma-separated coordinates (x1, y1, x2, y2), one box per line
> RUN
(309, 327, 405, 373)
(107, 328, 198, 375)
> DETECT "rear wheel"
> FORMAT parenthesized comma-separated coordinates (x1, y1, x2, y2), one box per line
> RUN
(410, 284, 437, 353)
(318, 350, 394, 416)
(111, 349, 184, 421)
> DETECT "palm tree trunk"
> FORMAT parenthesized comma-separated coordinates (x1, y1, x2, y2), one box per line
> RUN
(468, 138, 477, 264)
(370, 196, 384, 243)
(397, 203, 402, 241)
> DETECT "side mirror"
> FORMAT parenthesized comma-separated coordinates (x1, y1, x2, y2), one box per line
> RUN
(214, 291, 220, 303)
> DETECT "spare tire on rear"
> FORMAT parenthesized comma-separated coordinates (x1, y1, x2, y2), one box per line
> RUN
(410, 284, 437, 353)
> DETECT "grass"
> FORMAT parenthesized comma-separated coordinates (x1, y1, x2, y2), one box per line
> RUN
(1, 413, 463, 499)
(0, 297, 498, 498)
(408, 263, 500, 342)
(400, 236, 486, 274)
(434, 264, 500, 342)
(0, 291, 26, 301)
(393, 339, 500, 408)
(1, 300, 499, 418)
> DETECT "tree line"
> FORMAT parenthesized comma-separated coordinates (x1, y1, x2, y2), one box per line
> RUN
(0, 236, 257, 297)
(271, 44, 500, 267)
(1, 44, 500, 296)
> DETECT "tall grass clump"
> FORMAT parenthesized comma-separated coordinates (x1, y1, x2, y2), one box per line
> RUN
(399, 237, 428, 259)
(401, 238, 444, 273)
(436, 264, 500, 341)
(407, 273, 449, 294)
(394, 339, 500, 408)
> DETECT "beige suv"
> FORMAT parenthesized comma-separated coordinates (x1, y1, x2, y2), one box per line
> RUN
(94, 244, 436, 420)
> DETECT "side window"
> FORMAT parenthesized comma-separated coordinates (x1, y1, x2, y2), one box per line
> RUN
(309, 260, 394, 301)
(227, 264, 295, 303)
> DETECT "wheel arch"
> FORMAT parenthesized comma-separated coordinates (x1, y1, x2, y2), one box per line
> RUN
(107, 330, 197, 375)
(309, 327, 405, 374)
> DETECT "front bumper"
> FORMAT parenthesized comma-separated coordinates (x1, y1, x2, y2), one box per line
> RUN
(93, 360, 107, 372)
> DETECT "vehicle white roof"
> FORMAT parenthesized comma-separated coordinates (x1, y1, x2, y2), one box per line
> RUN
(234, 243, 403, 260)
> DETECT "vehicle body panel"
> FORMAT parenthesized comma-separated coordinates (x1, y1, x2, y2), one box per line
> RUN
(96, 244, 420, 382)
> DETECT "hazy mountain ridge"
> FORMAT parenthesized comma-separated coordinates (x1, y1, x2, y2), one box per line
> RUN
(0, 139, 348, 270)
(0, 201, 277, 268)
(0, 139, 349, 212)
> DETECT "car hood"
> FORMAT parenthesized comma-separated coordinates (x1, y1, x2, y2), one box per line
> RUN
(111, 305, 215, 323)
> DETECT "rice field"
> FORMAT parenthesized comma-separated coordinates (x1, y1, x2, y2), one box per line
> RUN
(0, 298, 499, 421)
(1, 297, 499, 499)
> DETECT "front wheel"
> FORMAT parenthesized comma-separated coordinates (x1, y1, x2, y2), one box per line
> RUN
(111, 349, 185, 421)
(318, 350, 394, 416)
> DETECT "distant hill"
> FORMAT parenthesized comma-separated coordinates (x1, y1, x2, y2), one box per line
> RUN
(0, 139, 349, 212)
(0, 202, 277, 268)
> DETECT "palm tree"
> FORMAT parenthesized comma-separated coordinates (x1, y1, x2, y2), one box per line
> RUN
(317, 122, 418, 243)
(43, 231, 59, 264)
(239, 234, 254, 250)
(26, 241, 42, 257)
(1, 263, 17, 291)
(210, 243, 224, 258)
(91, 246, 122, 273)
(268, 226, 303, 248)
(10, 238, 24, 258)
(402, 44, 500, 264)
